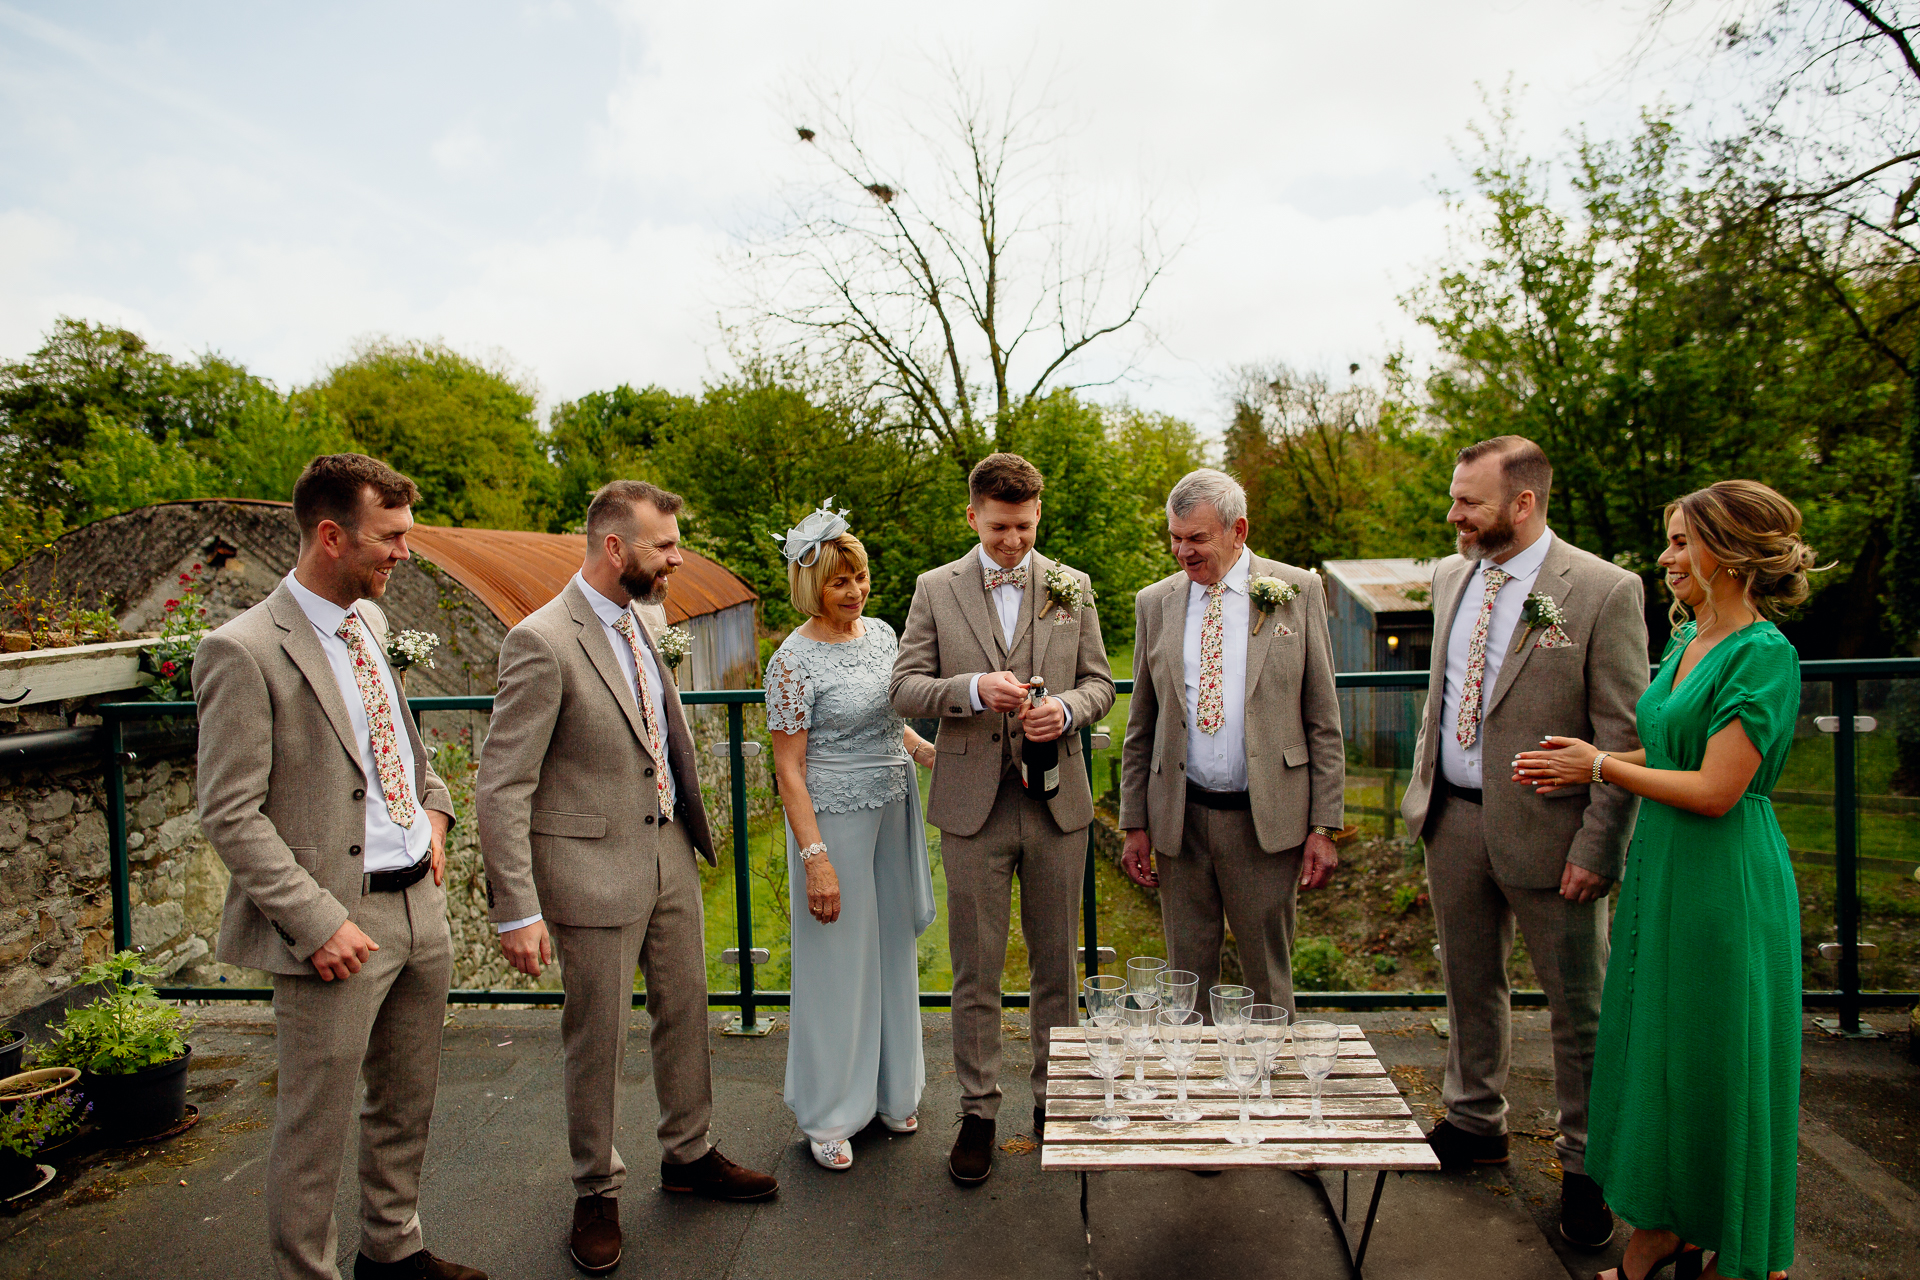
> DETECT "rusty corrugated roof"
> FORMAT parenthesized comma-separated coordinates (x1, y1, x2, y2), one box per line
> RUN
(135, 499, 757, 627)
(1322, 558, 1439, 615)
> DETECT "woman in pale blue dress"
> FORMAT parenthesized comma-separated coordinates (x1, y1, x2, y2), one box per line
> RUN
(767, 504, 938, 1171)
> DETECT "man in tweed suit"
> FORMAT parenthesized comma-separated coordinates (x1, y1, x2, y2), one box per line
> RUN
(1118, 469, 1345, 1016)
(1400, 436, 1647, 1250)
(476, 480, 776, 1274)
(889, 453, 1116, 1185)
(193, 454, 483, 1280)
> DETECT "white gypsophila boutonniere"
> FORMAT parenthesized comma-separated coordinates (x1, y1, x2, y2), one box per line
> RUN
(1517, 591, 1574, 652)
(385, 629, 441, 672)
(657, 625, 693, 670)
(1041, 565, 1096, 624)
(1247, 576, 1298, 636)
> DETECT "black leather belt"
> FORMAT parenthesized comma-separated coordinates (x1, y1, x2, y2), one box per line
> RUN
(364, 854, 432, 895)
(1445, 781, 1484, 807)
(1186, 781, 1252, 811)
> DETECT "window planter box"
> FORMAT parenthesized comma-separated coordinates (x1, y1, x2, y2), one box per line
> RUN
(0, 638, 159, 709)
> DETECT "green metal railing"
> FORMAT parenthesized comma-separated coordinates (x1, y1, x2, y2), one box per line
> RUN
(96, 659, 1920, 1032)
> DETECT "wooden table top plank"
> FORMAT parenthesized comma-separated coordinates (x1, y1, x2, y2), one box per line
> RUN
(1046, 1076, 1402, 1099)
(1045, 1096, 1412, 1120)
(1050, 1024, 1369, 1041)
(1048, 1058, 1390, 1078)
(1040, 1140, 1441, 1173)
(1048, 1039, 1377, 1059)
(1047, 1117, 1426, 1143)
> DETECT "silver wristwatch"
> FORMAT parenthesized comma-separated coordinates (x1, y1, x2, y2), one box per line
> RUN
(798, 842, 828, 864)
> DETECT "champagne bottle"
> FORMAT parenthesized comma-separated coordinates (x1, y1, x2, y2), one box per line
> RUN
(1020, 676, 1061, 799)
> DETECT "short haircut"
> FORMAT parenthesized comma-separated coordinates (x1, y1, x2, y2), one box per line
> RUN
(967, 453, 1045, 505)
(1166, 468, 1248, 529)
(292, 453, 420, 538)
(1456, 435, 1552, 510)
(788, 533, 869, 618)
(585, 479, 685, 545)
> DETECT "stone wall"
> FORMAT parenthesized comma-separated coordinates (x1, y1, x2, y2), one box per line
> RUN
(1, 699, 779, 1021)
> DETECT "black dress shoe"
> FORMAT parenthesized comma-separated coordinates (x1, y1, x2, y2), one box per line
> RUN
(1424, 1118, 1510, 1169)
(949, 1114, 995, 1185)
(353, 1250, 487, 1280)
(1559, 1172, 1615, 1250)
(569, 1194, 621, 1274)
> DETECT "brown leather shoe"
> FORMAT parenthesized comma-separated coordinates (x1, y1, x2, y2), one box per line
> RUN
(1425, 1118, 1510, 1169)
(569, 1194, 621, 1274)
(353, 1251, 488, 1280)
(659, 1147, 778, 1201)
(949, 1114, 995, 1185)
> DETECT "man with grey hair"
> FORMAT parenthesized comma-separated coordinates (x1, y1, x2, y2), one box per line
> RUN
(1119, 468, 1345, 1016)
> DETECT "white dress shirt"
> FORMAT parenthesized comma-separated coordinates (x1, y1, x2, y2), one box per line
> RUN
(1182, 547, 1252, 793)
(1440, 528, 1556, 788)
(497, 573, 680, 935)
(284, 572, 429, 874)
(966, 546, 1070, 726)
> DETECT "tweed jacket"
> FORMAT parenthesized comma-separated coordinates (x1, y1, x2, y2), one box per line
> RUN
(193, 583, 457, 975)
(476, 579, 715, 929)
(1119, 556, 1345, 856)
(889, 550, 1116, 837)
(1399, 535, 1648, 887)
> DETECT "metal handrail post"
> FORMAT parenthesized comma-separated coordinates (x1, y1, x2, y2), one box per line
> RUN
(1834, 677, 1861, 1033)
(105, 714, 132, 953)
(727, 701, 759, 1032)
(1081, 724, 1099, 978)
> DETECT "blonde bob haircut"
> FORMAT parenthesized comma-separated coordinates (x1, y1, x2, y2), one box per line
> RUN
(788, 533, 870, 618)
(1665, 479, 1824, 630)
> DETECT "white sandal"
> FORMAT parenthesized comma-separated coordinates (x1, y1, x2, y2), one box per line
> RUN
(809, 1138, 853, 1170)
(879, 1114, 918, 1133)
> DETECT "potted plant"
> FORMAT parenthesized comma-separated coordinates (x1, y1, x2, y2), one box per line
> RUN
(0, 1086, 88, 1197)
(0, 1022, 25, 1077)
(35, 952, 193, 1142)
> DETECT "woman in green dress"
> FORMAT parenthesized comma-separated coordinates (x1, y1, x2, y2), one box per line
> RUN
(1513, 480, 1818, 1280)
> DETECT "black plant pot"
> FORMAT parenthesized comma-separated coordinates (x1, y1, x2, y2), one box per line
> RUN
(81, 1045, 191, 1142)
(0, 1027, 24, 1079)
(0, 1147, 40, 1197)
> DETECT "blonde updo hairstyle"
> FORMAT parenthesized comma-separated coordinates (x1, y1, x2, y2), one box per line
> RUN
(787, 533, 870, 619)
(1665, 479, 1821, 630)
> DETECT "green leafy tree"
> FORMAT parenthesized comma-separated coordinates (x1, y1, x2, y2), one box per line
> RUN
(315, 338, 553, 530)
(545, 383, 690, 532)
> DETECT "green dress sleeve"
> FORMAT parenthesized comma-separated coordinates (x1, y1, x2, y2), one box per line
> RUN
(1705, 629, 1800, 759)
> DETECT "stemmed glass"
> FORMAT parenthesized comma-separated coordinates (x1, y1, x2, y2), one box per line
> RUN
(1156, 1009, 1204, 1122)
(1218, 1034, 1263, 1145)
(1294, 1020, 1340, 1130)
(1119, 991, 1161, 1101)
(1245, 1004, 1289, 1117)
(1154, 969, 1199, 1016)
(1126, 957, 1166, 1001)
(1208, 983, 1254, 1032)
(1082, 974, 1126, 1027)
(1085, 1024, 1130, 1131)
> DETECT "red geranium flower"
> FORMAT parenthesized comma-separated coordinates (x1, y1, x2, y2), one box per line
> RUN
(160, 661, 176, 676)
(164, 600, 179, 612)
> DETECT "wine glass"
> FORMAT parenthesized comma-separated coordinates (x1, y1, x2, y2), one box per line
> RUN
(1126, 956, 1167, 1000)
(1245, 1004, 1288, 1117)
(1294, 1020, 1340, 1129)
(1085, 1024, 1130, 1131)
(1082, 974, 1126, 1027)
(1156, 1009, 1204, 1122)
(1154, 969, 1200, 1015)
(1208, 983, 1253, 1031)
(1218, 1035, 1263, 1145)
(1119, 991, 1161, 1101)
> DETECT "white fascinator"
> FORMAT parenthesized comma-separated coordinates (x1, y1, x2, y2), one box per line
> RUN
(774, 499, 852, 567)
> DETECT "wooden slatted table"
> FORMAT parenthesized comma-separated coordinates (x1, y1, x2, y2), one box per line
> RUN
(1042, 1023, 1440, 1276)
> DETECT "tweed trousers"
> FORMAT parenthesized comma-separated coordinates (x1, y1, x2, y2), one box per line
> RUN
(1155, 800, 1306, 1018)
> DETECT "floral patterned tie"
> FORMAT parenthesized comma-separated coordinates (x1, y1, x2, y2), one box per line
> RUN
(983, 564, 1028, 591)
(1195, 582, 1228, 736)
(334, 611, 417, 829)
(612, 612, 674, 818)
(1455, 566, 1513, 749)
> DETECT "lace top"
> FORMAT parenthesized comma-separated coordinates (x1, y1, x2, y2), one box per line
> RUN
(765, 618, 909, 813)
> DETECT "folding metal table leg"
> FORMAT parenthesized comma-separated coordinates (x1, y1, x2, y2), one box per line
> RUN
(1351, 1172, 1388, 1274)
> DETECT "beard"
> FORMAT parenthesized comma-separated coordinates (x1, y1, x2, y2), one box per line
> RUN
(1456, 511, 1517, 562)
(619, 555, 671, 606)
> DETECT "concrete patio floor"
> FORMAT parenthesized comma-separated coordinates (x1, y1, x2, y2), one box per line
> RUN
(0, 1006, 1913, 1279)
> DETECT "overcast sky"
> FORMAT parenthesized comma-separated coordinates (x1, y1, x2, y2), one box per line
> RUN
(0, 1, 1734, 432)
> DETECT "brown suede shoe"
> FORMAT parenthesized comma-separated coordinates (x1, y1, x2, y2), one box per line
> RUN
(659, 1148, 778, 1201)
(353, 1250, 487, 1280)
(569, 1194, 621, 1274)
(949, 1114, 995, 1185)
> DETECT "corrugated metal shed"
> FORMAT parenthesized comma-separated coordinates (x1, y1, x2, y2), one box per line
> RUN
(1322, 558, 1437, 616)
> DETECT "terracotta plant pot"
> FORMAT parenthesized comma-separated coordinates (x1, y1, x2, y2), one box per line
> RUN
(80, 1046, 191, 1142)
(0, 1067, 79, 1107)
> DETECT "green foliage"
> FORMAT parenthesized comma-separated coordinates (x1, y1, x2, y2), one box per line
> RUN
(0, 546, 120, 647)
(35, 952, 191, 1076)
(1389, 882, 1423, 915)
(0, 1090, 87, 1158)
(1370, 953, 1401, 976)
(60, 410, 224, 514)
(1291, 935, 1350, 991)
(314, 338, 547, 530)
(140, 563, 212, 700)
(545, 383, 688, 532)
